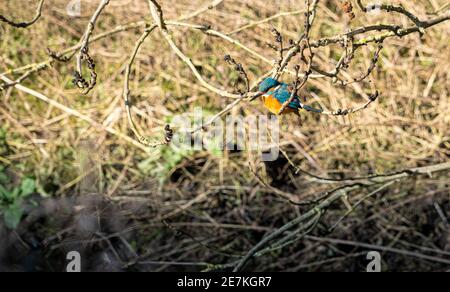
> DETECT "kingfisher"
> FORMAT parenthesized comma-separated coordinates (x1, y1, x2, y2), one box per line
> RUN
(254, 77, 304, 115)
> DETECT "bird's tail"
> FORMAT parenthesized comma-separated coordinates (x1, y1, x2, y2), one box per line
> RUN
(300, 104, 323, 113)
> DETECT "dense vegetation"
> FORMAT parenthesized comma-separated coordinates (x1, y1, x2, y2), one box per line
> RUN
(0, 0, 449, 271)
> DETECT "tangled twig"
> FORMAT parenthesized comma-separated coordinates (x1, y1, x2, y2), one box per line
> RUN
(73, 0, 110, 95)
(233, 161, 450, 271)
(1, 0, 449, 146)
(224, 54, 250, 94)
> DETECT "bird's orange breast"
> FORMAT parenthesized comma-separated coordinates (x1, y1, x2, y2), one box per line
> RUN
(263, 95, 297, 115)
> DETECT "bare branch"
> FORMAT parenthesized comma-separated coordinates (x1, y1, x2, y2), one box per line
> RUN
(233, 161, 450, 271)
(74, 0, 110, 95)
(120, 23, 175, 147)
(356, 0, 423, 27)
(0, 0, 44, 28)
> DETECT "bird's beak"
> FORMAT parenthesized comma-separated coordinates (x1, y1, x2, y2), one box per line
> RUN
(250, 91, 264, 101)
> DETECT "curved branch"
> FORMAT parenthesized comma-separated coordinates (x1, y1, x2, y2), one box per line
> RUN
(356, 0, 423, 27)
(74, 0, 110, 95)
(0, 0, 44, 28)
(148, 0, 244, 99)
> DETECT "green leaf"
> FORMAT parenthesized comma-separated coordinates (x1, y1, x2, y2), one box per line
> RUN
(19, 178, 35, 197)
(8, 187, 20, 200)
(0, 165, 8, 184)
(1, 187, 17, 201)
(0, 172, 8, 184)
(3, 203, 23, 229)
(0, 185, 8, 199)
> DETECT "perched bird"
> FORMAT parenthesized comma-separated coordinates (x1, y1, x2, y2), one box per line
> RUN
(255, 77, 304, 115)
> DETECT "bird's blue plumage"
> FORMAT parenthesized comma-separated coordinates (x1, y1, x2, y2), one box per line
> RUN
(258, 77, 280, 93)
(272, 83, 302, 109)
(264, 83, 302, 109)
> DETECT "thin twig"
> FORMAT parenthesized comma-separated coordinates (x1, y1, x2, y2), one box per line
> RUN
(233, 161, 450, 271)
(74, 0, 110, 95)
(122, 24, 173, 147)
(0, 0, 44, 28)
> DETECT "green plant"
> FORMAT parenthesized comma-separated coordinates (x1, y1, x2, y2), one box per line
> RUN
(0, 166, 35, 229)
(138, 144, 194, 184)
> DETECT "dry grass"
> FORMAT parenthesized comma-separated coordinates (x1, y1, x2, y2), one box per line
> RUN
(0, 0, 449, 271)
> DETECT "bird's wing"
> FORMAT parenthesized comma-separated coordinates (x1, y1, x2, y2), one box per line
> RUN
(274, 84, 303, 109)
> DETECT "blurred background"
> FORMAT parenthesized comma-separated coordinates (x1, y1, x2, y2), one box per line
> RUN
(0, 0, 449, 271)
